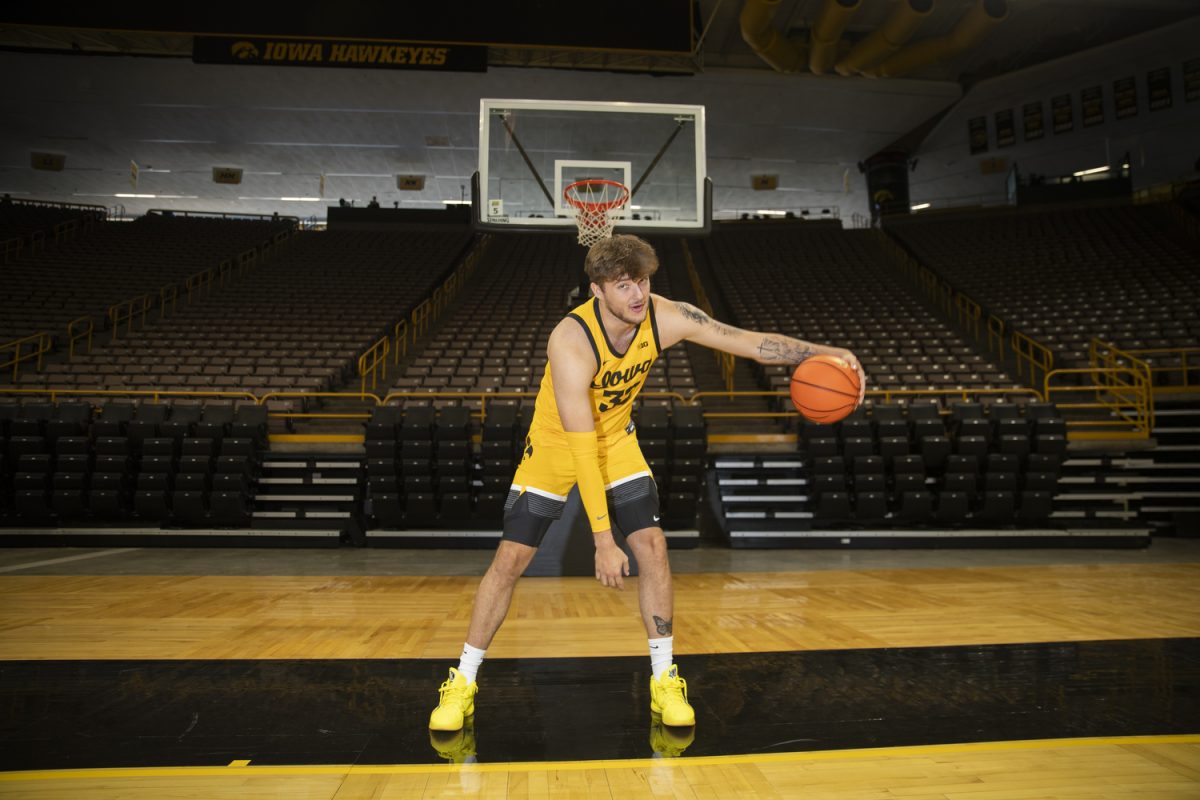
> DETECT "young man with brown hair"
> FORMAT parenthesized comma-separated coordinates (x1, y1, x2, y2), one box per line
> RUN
(430, 234, 865, 732)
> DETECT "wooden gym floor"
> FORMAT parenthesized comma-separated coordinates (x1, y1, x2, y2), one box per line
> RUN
(0, 542, 1198, 798)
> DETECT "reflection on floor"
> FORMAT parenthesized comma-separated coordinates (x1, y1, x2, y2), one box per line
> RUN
(2, 638, 1196, 770)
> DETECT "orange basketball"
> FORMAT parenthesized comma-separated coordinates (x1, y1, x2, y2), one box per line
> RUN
(790, 355, 861, 423)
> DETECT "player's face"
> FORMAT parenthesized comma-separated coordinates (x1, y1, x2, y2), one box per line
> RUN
(597, 274, 651, 326)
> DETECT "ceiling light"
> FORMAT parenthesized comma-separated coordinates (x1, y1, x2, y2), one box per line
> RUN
(911, 202, 931, 211)
(1072, 166, 1109, 177)
(279, 197, 321, 202)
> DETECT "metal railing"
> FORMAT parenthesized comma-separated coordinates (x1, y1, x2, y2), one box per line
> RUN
(67, 316, 93, 360)
(1044, 366, 1152, 440)
(159, 284, 177, 320)
(1, 236, 22, 264)
(0, 332, 53, 381)
(107, 295, 153, 341)
(360, 236, 490, 394)
(357, 338, 391, 396)
(875, 228, 1060, 399)
(0, 387, 258, 405)
(1113, 344, 1199, 395)
(1012, 330, 1054, 386)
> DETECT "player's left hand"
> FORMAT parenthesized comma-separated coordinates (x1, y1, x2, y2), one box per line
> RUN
(594, 534, 630, 590)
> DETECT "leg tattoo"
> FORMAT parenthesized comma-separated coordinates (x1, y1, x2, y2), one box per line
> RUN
(653, 615, 673, 636)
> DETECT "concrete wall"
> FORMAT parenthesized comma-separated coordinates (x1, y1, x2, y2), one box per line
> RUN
(911, 17, 1200, 210)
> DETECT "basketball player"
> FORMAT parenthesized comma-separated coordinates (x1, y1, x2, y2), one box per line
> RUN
(430, 234, 865, 732)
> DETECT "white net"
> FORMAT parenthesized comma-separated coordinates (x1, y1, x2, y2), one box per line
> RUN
(564, 181, 629, 247)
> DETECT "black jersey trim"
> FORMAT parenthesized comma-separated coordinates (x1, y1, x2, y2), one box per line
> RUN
(568, 313, 601, 376)
(592, 297, 630, 358)
(648, 296, 662, 355)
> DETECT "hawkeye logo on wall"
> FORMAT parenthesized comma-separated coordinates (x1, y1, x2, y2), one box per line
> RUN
(193, 36, 486, 72)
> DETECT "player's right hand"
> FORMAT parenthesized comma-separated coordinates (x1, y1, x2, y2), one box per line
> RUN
(594, 534, 630, 590)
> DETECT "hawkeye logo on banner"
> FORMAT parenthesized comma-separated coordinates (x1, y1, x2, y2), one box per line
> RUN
(193, 36, 486, 72)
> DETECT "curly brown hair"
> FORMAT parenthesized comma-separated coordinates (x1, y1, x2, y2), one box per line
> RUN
(584, 234, 659, 286)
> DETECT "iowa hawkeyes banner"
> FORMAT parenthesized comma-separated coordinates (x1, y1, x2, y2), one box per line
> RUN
(193, 36, 487, 72)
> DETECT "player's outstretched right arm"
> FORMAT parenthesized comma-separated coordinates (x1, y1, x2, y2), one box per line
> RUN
(653, 295, 866, 405)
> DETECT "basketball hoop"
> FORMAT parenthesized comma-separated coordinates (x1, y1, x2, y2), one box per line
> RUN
(564, 179, 630, 247)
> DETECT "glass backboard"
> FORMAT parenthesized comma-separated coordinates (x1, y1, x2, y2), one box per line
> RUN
(474, 99, 710, 236)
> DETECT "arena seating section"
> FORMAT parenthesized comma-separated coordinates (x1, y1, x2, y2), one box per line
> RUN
(38, 227, 472, 398)
(887, 204, 1200, 382)
(695, 222, 1018, 399)
(0, 200, 104, 265)
(0, 210, 1176, 543)
(691, 220, 1080, 540)
(367, 232, 705, 532)
(1, 219, 473, 529)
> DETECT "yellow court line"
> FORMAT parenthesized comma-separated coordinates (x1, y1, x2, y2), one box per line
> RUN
(3, 734, 1197, 782)
(708, 433, 797, 444)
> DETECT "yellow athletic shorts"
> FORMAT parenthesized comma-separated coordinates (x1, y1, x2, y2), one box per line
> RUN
(502, 432, 660, 546)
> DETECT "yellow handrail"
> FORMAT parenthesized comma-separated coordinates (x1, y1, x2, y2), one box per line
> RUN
(0, 332, 52, 381)
(237, 248, 257, 274)
(358, 336, 390, 396)
(987, 315, 1005, 360)
(397, 236, 489, 364)
(1112, 344, 1200, 395)
(1, 236, 22, 264)
(67, 316, 93, 360)
(393, 319, 409, 364)
(107, 294, 153, 341)
(1012, 329, 1054, 385)
(159, 284, 177, 320)
(1088, 339, 1155, 429)
(0, 387, 258, 404)
(52, 219, 78, 245)
(680, 240, 735, 391)
(1044, 364, 1152, 440)
(955, 293, 982, 340)
(185, 268, 215, 303)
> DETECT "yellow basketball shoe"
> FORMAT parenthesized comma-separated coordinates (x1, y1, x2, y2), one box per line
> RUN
(429, 718, 477, 763)
(429, 667, 478, 731)
(650, 713, 695, 757)
(649, 665, 695, 727)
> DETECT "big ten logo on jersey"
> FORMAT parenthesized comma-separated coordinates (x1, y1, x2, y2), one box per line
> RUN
(593, 358, 652, 412)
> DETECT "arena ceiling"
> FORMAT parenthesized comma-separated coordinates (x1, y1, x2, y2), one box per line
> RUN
(2, 1, 1197, 83)
(0, 2, 1196, 220)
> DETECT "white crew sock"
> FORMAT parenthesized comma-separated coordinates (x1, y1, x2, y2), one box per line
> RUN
(648, 636, 673, 679)
(457, 643, 486, 683)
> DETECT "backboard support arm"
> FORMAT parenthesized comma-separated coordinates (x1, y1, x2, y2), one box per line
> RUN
(497, 112, 556, 209)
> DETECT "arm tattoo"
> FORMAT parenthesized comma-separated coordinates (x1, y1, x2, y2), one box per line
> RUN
(653, 615, 673, 636)
(757, 336, 816, 364)
(676, 302, 709, 325)
(677, 302, 739, 336)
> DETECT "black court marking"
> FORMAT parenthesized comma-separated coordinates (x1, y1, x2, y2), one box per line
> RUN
(1, 638, 1197, 770)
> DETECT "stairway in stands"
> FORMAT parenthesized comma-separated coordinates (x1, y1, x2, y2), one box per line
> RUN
(250, 454, 364, 542)
(1056, 403, 1200, 536)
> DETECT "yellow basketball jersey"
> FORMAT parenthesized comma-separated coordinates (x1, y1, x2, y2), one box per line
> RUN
(527, 296, 662, 451)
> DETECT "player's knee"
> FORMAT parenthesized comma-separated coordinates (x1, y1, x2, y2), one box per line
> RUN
(490, 542, 535, 581)
(630, 527, 668, 563)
